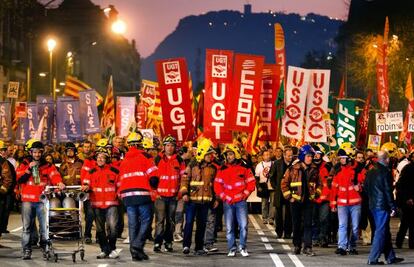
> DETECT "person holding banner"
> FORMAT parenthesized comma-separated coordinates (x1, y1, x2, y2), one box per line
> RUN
(153, 135, 186, 253)
(281, 145, 320, 256)
(214, 144, 256, 257)
(16, 139, 65, 260)
(118, 131, 159, 261)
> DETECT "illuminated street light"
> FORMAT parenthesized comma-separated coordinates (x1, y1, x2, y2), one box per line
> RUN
(111, 19, 126, 34)
(46, 38, 57, 99)
(59, 82, 65, 86)
(39, 72, 47, 77)
(47, 38, 57, 52)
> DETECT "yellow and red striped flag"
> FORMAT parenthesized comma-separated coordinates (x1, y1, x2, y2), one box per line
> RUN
(101, 75, 115, 130)
(64, 75, 103, 106)
(246, 106, 265, 155)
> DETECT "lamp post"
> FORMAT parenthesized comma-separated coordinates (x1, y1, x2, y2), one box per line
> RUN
(47, 38, 56, 99)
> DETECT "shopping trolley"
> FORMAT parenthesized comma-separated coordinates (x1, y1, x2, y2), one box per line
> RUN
(41, 185, 86, 262)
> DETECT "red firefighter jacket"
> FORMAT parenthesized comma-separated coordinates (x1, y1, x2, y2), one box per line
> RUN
(88, 164, 119, 209)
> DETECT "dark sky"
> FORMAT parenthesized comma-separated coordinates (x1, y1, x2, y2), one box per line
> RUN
(93, 0, 349, 58)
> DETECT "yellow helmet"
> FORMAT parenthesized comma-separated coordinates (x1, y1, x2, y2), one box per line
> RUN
(96, 138, 109, 148)
(381, 142, 398, 157)
(142, 137, 153, 149)
(0, 140, 6, 150)
(339, 142, 356, 158)
(25, 139, 42, 152)
(127, 131, 143, 144)
(223, 144, 241, 159)
(196, 138, 215, 162)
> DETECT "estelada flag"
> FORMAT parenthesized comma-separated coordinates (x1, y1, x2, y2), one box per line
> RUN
(155, 58, 194, 142)
(229, 54, 264, 133)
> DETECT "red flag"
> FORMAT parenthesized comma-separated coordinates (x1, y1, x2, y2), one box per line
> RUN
(400, 100, 414, 144)
(156, 58, 194, 142)
(357, 91, 372, 148)
(274, 23, 286, 83)
(338, 75, 345, 98)
(229, 54, 265, 133)
(203, 49, 233, 143)
(260, 64, 280, 141)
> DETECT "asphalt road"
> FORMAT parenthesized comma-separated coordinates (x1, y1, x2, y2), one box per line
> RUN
(0, 212, 413, 267)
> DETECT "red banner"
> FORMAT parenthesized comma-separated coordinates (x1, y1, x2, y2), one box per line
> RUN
(229, 54, 265, 133)
(136, 102, 147, 129)
(260, 65, 280, 141)
(376, 35, 389, 112)
(203, 49, 233, 143)
(304, 69, 330, 142)
(274, 23, 286, 83)
(357, 91, 372, 148)
(156, 58, 194, 142)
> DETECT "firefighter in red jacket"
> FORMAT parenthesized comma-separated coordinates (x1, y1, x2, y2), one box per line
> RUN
(82, 147, 120, 259)
(153, 135, 186, 252)
(214, 144, 255, 257)
(16, 139, 65, 260)
(79, 140, 96, 244)
(330, 143, 365, 256)
(118, 131, 159, 261)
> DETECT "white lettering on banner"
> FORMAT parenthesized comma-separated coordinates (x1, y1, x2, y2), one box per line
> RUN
(260, 78, 273, 136)
(337, 103, 356, 145)
(28, 108, 35, 137)
(85, 94, 96, 128)
(167, 88, 186, 141)
(305, 70, 330, 142)
(121, 107, 131, 133)
(42, 106, 49, 140)
(209, 81, 226, 139)
(67, 104, 77, 134)
(236, 70, 255, 127)
(282, 66, 311, 139)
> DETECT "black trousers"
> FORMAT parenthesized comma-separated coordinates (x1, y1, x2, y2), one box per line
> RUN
(275, 199, 292, 238)
(396, 205, 414, 248)
(291, 201, 313, 249)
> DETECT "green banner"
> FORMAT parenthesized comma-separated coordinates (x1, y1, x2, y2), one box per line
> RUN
(336, 99, 356, 146)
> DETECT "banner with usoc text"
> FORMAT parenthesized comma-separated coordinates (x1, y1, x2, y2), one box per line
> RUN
(203, 49, 233, 143)
(156, 58, 194, 142)
(229, 54, 264, 133)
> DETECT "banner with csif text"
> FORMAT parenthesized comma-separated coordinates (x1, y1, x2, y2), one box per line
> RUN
(156, 58, 194, 142)
(203, 49, 233, 143)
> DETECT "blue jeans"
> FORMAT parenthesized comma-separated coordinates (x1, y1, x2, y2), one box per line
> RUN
(368, 209, 396, 263)
(126, 203, 152, 255)
(154, 197, 177, 245)
(224, 200, 248, 251)
(337, 204, 361, 250)
(21, 202, 47, 252)
(183, 202, 209, 251)
(93, 206, 118, 254)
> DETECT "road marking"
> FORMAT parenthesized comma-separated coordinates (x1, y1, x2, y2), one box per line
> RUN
(270, 253, 285, 267)
(288, 253, 305, 267)
(10, 226, 22, 233)
(276, 238, 285, 243)
(282, 244, 290, 250)
(257, 230, 265, 236)
(264, 243, 273, 250)
(248, 214, 261, 230)
(98, 265, 108, 267)
(266, 223, 275, 231)
(261, 237, 270, 243)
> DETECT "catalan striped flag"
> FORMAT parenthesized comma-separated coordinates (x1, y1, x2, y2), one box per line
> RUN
(246, 106, 265, 155)
(64, 75, 103, 106)
(12, 82, 27, 131)
(101, 75, 115, 130)
(144, 80, 162, 120)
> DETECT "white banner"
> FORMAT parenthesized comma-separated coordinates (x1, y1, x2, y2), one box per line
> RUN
(408, 112, 414, 132)
(116, 97, 136, 137)
(304, 69, 330, 142)
(376, 111, 403, 133)
(281, 66, 311, 139)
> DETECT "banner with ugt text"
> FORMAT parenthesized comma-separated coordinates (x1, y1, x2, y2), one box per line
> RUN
(304, 69, 330, 142)
(260, 64, 280, 141)
(56, 99, 82, 142)
(0, 102, 11, 141)
(79, 90, 100, 134)
(281, 66, 311, 140)
(229, 54, 265, 133)
(203, 49, 233, 143)
(156, 58, 194, 142)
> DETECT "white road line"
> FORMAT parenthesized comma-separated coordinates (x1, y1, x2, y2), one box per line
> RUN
(257, 230, 265, 236)
(282, 244, 290, 250)
(270, 253, 285, 267)
(276, 238, 285, 243)
(288, 253, 305, 267)
(248, 214, 261, 230)
(266, 223, 275, 231)
(98, 264, 108, 267)
(10, 226, 22, 233)
(264, 243, 273, 250)
(261, 237, 270, 243)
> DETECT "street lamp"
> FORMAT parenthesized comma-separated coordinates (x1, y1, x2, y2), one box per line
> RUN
(47, 38, 57, 99)
(111, 19, 126, 34)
